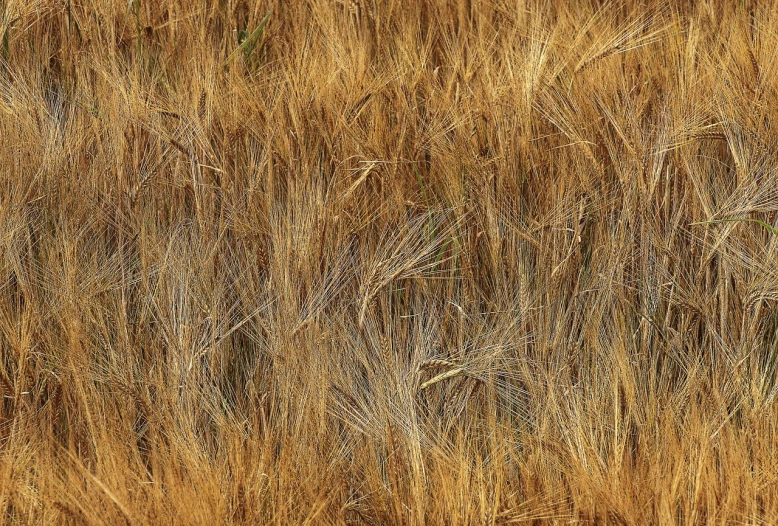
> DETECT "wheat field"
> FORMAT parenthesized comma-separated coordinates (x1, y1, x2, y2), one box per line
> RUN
(1, 0, 778, 524)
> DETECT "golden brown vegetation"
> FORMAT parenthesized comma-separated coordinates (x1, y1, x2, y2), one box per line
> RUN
(2, 0, 778, 524)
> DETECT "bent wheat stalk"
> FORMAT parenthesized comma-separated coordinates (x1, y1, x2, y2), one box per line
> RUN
(691, 218, 778, 237)
(419, 366, 466, 391)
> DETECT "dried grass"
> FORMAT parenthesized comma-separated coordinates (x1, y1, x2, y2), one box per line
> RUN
(1, 0, 778, 524)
